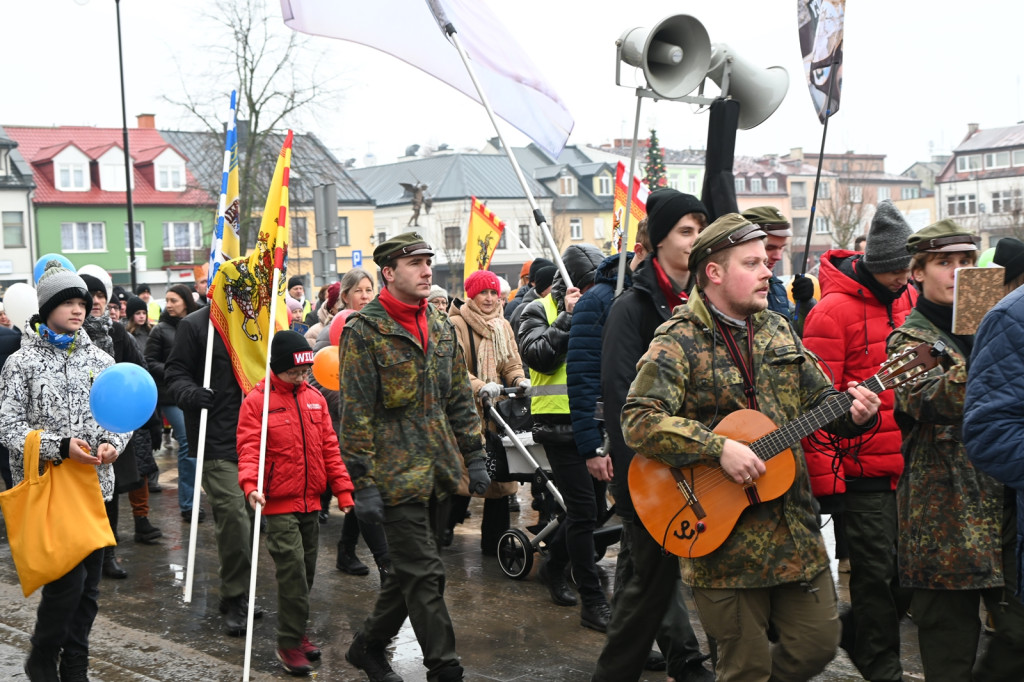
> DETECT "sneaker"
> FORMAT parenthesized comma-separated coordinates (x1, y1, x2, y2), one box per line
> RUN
(299, 634, 322, 661)
(538, 560, 577, 607)
(580, 599, 612, 632)
(345, 632, 403, 682)
(276, 647, 312, 676)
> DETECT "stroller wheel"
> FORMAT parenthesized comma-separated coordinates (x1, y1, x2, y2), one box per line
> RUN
(497, 529, 534, 580)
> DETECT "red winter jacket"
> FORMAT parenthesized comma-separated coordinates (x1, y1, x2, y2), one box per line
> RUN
(237, 373, 354, 515)
(801, 250, 917, 497)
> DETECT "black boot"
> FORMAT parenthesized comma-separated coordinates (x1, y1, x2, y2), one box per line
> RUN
(23, 646, 59, 682)
(345, 632, 403, 682)
(57, 650, 90, 682)
(337, 542, 370, 575)
(133, 516, 162, 544)
(538, 560, 577, 606)
(102, 547, 126, 579)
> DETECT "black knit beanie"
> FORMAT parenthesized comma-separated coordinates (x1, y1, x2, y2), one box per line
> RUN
(862, 200, 913, 273)
(528, 258, 555, 284)
(270, 330, 314, 374)
(646, 189, 708, 250)
(125, 296, 148, 318)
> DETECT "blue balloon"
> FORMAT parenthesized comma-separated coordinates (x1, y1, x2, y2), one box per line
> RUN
(89, 363, 157, 433)
(34, 253, 76, 284)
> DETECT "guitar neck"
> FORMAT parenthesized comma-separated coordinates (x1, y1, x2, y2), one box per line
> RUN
(751, 375, 883, 461)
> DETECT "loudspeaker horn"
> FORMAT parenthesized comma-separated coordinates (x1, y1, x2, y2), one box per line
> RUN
(618, 15, 711, 99)
(705, 43, 789, 130)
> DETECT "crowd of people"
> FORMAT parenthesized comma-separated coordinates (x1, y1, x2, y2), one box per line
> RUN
(2, 189, 1024, 681)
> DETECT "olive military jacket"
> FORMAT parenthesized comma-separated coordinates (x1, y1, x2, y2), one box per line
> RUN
(337, 296, 485, 506)
(623, 292, 869, 589)
(887, 308, 1003, 590)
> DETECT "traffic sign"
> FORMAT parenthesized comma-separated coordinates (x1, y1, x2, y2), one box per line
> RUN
(352, 250, 363, 267)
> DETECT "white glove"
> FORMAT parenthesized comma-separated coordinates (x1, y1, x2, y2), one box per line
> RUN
(479, 382, 502, 399)
(518, 378, 531, 390)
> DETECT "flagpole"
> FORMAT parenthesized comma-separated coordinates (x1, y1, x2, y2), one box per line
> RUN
(242, 267, 282, 681)
(798, 56, 839, 275)
(182, 329, 215, 603)
(614, 95, 644, 297)
(436, 19, 573, 288)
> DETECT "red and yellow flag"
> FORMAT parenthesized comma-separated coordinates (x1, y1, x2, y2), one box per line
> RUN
(464, 196, 505, 282)
(209, 131, 293, 393)
(613, 161, 649, 253)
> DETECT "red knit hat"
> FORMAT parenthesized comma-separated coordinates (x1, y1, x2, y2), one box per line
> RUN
(464, 270, 501, 300)
(324, 281, 342, 313)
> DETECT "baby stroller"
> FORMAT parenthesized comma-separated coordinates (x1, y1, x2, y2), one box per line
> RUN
(483, 388, 621, 580)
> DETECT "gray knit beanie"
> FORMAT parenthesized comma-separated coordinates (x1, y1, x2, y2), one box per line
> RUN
(36, 260, 91, 323)
(861, 200, 913, 273)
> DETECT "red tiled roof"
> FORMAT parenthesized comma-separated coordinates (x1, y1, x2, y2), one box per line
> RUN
(3, 125, 212, 206)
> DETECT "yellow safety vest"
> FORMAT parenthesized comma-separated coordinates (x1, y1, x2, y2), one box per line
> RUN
(529, 294, 569, 415)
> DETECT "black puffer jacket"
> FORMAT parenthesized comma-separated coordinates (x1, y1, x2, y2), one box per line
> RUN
(145, 311, 182, 406)
(518, 244, 604, 444)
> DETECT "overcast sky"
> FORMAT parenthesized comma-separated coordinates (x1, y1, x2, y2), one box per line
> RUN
(3, 1, 1021, 177)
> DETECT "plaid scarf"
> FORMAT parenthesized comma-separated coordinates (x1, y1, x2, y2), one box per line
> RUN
(459, 299, 514, 384)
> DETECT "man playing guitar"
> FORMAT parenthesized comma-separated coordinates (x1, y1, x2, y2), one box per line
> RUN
(622, 213, 881, 681)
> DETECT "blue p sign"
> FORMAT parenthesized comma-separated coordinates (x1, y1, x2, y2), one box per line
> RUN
(352, 250, 363, 267)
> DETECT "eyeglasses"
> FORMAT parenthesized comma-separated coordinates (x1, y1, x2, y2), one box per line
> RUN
(281, 366, 311, 378)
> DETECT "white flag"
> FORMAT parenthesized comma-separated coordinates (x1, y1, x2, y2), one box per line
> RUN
(280, 0, 574, 157)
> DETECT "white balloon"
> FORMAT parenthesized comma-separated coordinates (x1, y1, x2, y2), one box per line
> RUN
(4, 282, 38, 331)
(77, 264, 113, 301)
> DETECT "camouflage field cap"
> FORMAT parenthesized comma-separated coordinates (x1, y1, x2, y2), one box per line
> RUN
(373, 231, 435, 267)
(906, 219, 979, 254)
(741, 206, 792, 237)
(688, 213, 767, 273)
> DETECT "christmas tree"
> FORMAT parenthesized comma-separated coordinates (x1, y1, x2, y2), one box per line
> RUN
(643, 129, 667, 190)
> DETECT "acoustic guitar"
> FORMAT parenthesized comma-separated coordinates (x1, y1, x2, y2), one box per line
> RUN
(628, 340, 941, 558)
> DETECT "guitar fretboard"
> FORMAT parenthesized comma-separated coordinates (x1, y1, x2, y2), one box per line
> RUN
(750, 375, 884, 461)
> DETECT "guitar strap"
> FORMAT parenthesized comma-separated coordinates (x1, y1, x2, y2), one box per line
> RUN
(714, 315, 759, 411)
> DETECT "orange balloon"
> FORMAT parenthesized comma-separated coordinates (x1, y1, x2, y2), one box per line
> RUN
(312, 345, 340, 391)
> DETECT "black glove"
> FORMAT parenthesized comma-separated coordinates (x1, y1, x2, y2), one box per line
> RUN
(353, 486, 385, 524)
(189, 387, 216, 411)
(468, 458, 491, 495)
(791, 274, 815, 302)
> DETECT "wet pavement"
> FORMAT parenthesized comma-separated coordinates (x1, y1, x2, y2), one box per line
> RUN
(0, 447, 930, 681)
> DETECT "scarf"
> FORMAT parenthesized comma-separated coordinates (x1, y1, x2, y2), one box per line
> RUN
(34, 321, 77, 351)
(459, 299, 514, 384)
(915, 295, 974, 358)
(651, 256, 688, 310)
(379, 286, 429, 350)
(82, 314, 114, 356)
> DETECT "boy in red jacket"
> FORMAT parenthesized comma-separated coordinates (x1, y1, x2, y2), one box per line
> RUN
(237, 330, 354, 675)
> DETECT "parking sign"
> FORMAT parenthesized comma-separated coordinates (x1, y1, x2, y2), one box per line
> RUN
(352, 250, 362, 267)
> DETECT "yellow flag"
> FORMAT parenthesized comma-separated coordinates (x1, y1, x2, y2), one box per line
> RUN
(209, 131, 293, 393)
(464, 196, 505, 282)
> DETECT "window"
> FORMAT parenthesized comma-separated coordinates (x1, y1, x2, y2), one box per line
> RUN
(734, 178, 746, 193)
(815, 216, 830, 234)
(877, 186, 891, 202)
(292, 216, 308, 247)
(56, 163, 87, 191)
(850, 186, 863, 203)
(593, 217, 605, 240)
(597, 175, 612, 195)
(992, 190, 1023, 213)
(497, 229, 506, 249)
(338, 216, 350, 246)
(1014, 150, 1024, 166)
(792, 217, 809, 237)
(558, 174, 577, 196)
(669, 177, 679, 190)
(123, 222, 144, 250)
(750, 178, 762, 193)
(791, 182, 807, 209)
(156, 164, 185, 191)
(61, 222, 106, 252)
(947, 194, 977, 216)
(3, 211, 25, 248)
(956, 155, 982, 172)
(766, 177, 778, 193)
(162, 221, 204, 249)
(688, 175, 699, 194)
(818, 181, 830, 199)
(101, 162, 132, 191)
(377, 231, 388, 247)
(444, 226, 461, 250)
(985, 151, 1011, 169)
(570, 218, 582, 240)
(518, 224, 530, 249)
(901, 187, 920, 200)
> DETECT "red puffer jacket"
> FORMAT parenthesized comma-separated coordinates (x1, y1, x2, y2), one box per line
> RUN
(801, 250, 917, 497)
(237, 373, 354, 515)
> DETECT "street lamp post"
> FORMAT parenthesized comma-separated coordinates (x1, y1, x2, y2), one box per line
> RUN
(115, 0, 138, 291)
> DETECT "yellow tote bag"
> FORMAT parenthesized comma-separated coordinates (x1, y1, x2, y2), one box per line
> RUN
(0, 430, 116, 596)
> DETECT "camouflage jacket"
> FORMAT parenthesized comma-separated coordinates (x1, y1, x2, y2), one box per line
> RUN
(887, 308, 1003, 590)
(337, 296, 485, 506)
(623, 292, 868, 589)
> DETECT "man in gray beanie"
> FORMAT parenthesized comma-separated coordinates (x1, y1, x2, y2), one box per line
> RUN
(800, 198, 917, 682)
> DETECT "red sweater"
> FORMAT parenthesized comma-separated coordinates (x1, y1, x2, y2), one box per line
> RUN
(801, 250, 917, 496)
(237, 372, 354, 514)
